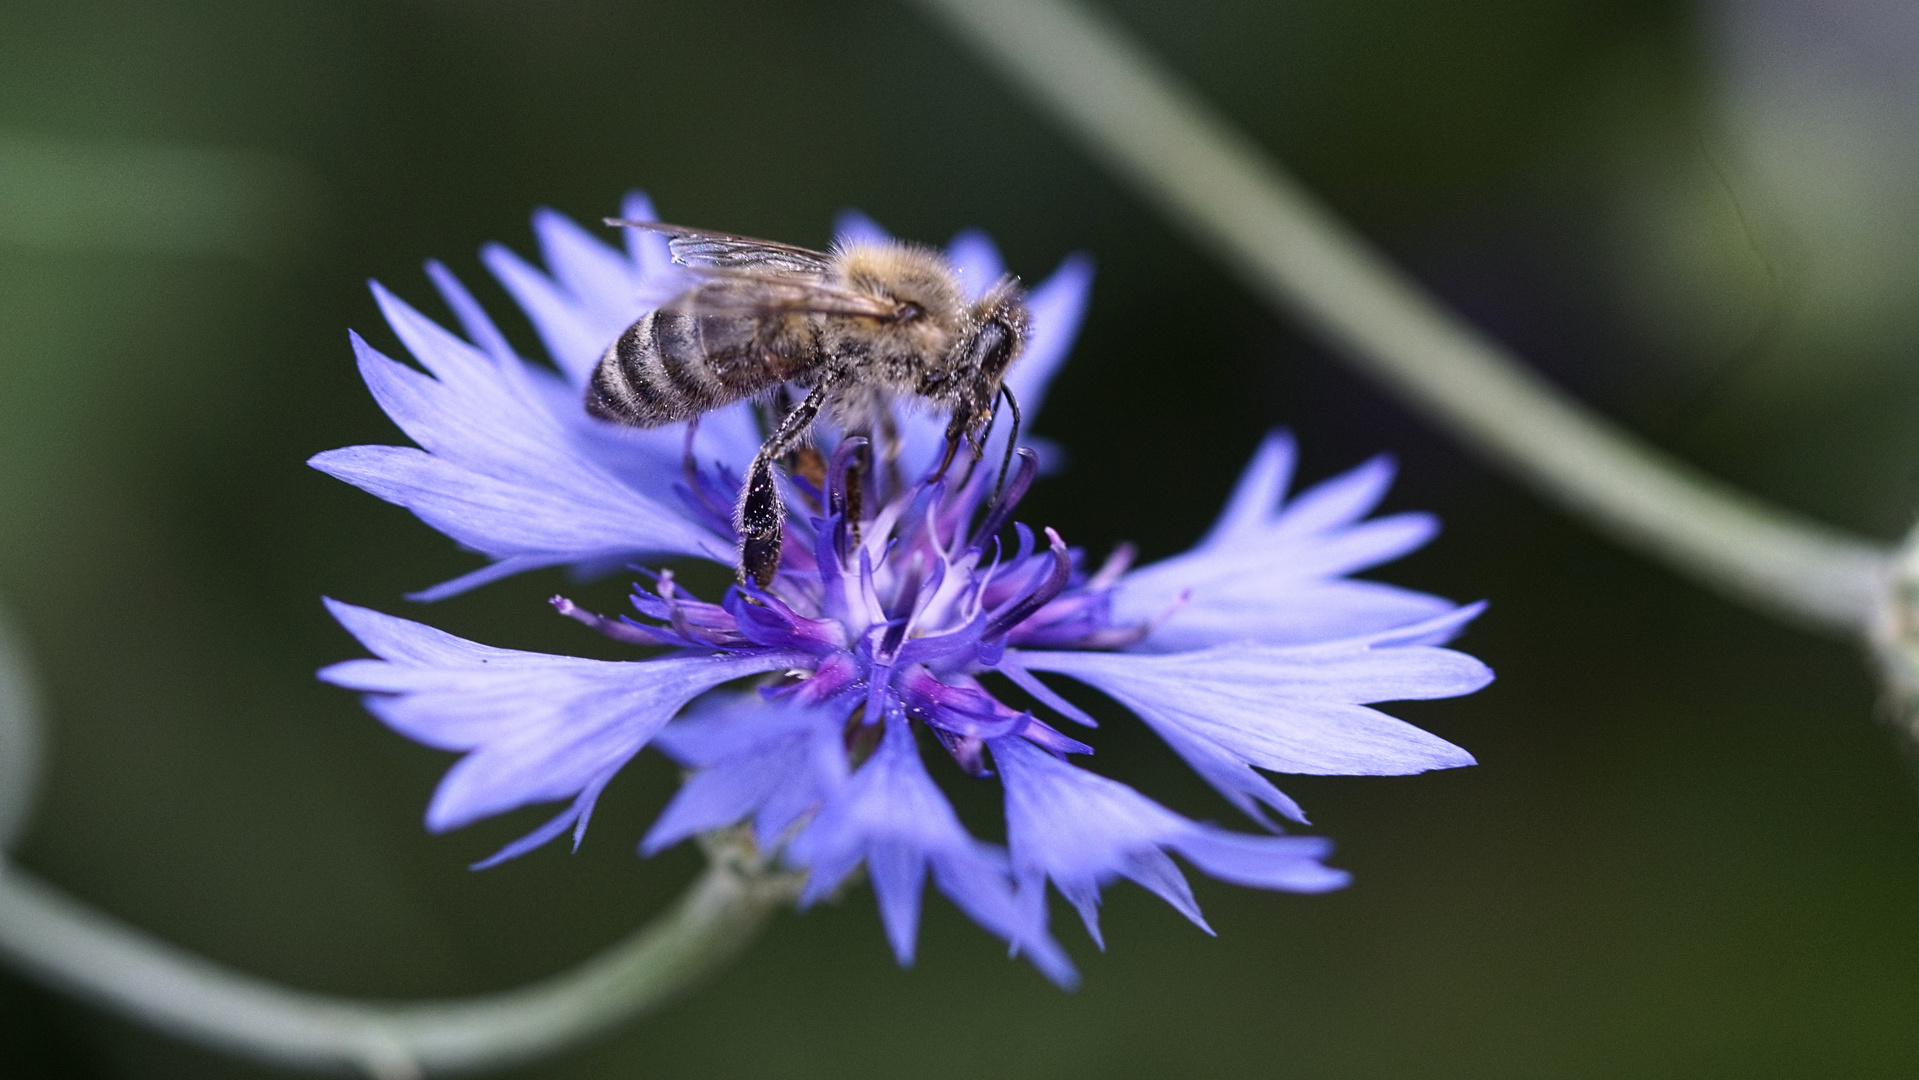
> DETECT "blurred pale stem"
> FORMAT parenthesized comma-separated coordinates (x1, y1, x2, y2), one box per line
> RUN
(0, 856, 796, 1079)
(0, 609, 797, 1079)
(913, 0, 1894, 637)
(0, 606, 42, 851)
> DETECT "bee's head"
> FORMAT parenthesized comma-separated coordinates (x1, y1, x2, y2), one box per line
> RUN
(921, 279, 1030, 490)
(946, 277, 1028, 429)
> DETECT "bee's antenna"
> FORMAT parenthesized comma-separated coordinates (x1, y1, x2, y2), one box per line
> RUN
(992, 386, 1023, 501)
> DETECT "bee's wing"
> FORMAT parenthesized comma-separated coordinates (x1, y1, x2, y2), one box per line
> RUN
(667, 273, 907, 321)
(605, 219, 833, 277)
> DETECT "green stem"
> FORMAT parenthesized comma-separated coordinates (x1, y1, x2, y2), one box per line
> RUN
(0, 853, 796, 1079)
(0, 604, 797, 1078)
(912, 0, 1892, 636)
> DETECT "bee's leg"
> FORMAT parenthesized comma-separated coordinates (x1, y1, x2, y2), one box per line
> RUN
(739, 384, 829, 586)
(930, 409, 970, 484)
(953, 399, 999, 492)
(779, 384, 829, 511)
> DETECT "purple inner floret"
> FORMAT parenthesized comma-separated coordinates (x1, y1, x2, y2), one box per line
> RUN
(315, 197, 1494, 989)
(595, 442, 1106, 775)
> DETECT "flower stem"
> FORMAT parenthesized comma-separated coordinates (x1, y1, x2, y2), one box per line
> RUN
(0, 605, 799, 1078)
(910, 0, 1892, 636)
(0, 854, 797, 1079)
(0, 604, 43, 851)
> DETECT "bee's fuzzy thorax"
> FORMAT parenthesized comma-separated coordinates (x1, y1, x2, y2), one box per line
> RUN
(831, 240, 967, 321)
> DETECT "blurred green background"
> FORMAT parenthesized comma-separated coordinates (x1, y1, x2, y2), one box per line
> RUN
(7, 0, 1919, 1076)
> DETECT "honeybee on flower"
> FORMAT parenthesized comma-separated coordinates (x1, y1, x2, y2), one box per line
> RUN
(312, 194, 1489, 985)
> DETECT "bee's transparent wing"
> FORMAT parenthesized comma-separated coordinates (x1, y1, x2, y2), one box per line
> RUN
(605, 219, 833, 277)
(665, 273, 906, 320)
(607, 220, 905, 319)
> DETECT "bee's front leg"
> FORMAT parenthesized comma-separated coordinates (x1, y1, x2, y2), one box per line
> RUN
(930, 408, 972, 484)
(738, 384, 830, 587)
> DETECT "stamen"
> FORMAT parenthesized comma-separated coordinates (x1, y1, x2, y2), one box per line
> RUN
(550, 596, 668, 647)
(673, 457, 739, 539)
(1086, 542, 1137, 590)
(968, 448, 1040, 552)
(825, 437, 868, 517)
(635, 570, 743, 647)
(984, 527, 1073, 641)
(885, 552, 927, 632)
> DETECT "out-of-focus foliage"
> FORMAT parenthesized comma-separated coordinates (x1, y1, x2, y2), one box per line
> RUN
(4, 1, 1919, 1077)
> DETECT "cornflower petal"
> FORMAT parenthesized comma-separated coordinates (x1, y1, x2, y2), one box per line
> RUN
(643, 694, 851, 854)
(944, 228, 1006, 300)
(993, 737, 1347, 947)
(1007, 618, 1485, 829)
(1002, 252, 1095, 430)
(469, 767, 621, 870)
(309, 310, 731, 597)
(531, 206, 646, 330)
(318, 599, 808, 836)
(426, 259, 518, 366)
(1114, 432, 1457, 650)
(420, 249, 760, 501)
(832, 208, 892, 247)
(1011, 634, 1484, 777)
(617, 191, 673, 273)
(1148, 717, 1314, 829)
(1171, 828, 1350, 893)
(785, 713, 1078, 987)
(481, 238, 622, 386)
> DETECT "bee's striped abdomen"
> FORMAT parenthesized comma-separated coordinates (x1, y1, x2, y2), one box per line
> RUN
(586, 312, 672, 425)
(586, 311, 742, 426)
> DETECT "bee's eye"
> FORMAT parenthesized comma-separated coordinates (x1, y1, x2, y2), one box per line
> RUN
(896, 301, 924, 321)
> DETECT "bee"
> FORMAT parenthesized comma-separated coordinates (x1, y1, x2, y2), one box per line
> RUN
(588, 219, 1029, 586)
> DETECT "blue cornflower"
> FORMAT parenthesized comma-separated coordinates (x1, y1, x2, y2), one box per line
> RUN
(313, 194, 1492, 987)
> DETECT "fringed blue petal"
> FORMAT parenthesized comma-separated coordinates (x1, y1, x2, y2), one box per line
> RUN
(1114, 432, 1458, 650)
(786, 713, 1078, 987)
(994, 737, 1346, 946)
(319, 599, 805, 843)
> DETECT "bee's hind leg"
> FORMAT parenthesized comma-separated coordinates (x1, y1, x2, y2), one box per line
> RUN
(738, 384, 829, 587)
